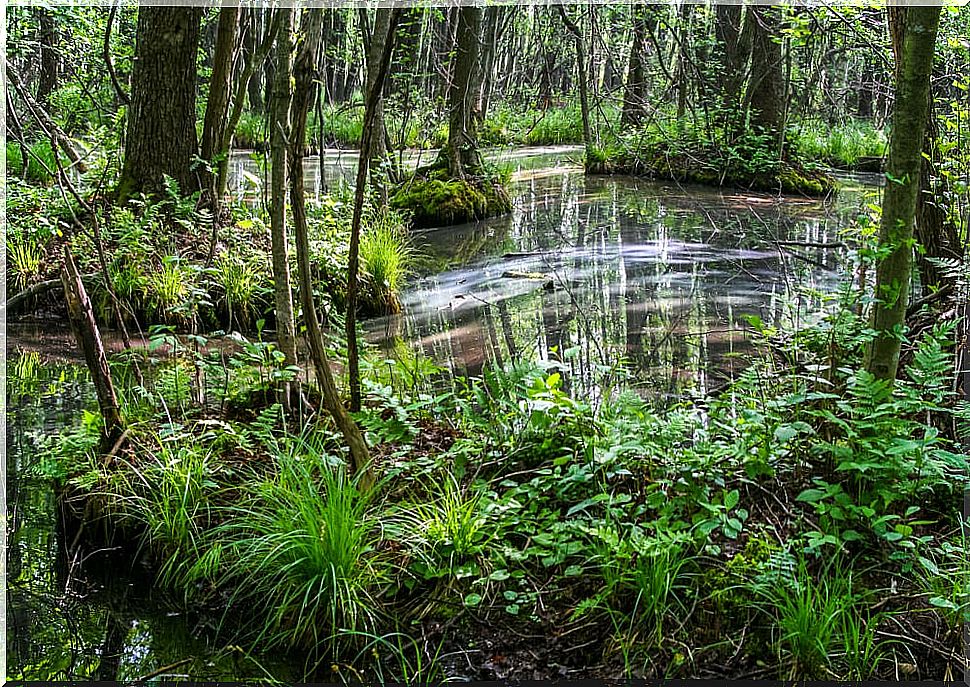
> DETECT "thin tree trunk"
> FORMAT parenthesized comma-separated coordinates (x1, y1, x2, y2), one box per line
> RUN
(864, 6, 941, 382)
(215, 9, 281, 200)
(61, 247, 123, 449)
(269, 9, 298, 412)
(361, 7, 393, 199)
(347, 9, 401, 413)
(557, 6, 591, 153)
(888, 7, 962, 295)
(6, 63, 87, 172)
(290, 9, 374, 489)
(200, 6, 239, 203)
(103, 6, 130, 106)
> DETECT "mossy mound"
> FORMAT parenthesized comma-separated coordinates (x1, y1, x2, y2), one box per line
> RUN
(586, 144, 837, 197)
(391, 173, 512, 229)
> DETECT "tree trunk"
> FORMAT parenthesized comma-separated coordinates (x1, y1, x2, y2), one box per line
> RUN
(117, 6, 202, 201)
(200, 6, 239, 201)
(215, 9, 281, 201)
(745, 5, 785, 154)
(347, 9, 401, 413)
(37, 8, 59, 104)
(864, 6, 941, 382)
(715, 4, 747, 114)
(888, 7, 962, 295)
(268, 9, 298, 411)
(361, 7, 393, 197)
(243, 9, 264, 114)
(437, 6, 484, 178)
(621, 6, 648, 128)
(289, 9, 375, 489)
(61, 247, 123, 449)
(557, 6, 592, 153)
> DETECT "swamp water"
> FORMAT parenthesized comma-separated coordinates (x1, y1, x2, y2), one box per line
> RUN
(7, 147, 875, 680)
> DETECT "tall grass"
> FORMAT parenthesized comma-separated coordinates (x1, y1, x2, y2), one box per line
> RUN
(752, 555, 877, 679)
(6, 140, 57, 184)
(794, 120, 887, 167)
(212, 253, 266, 330)
(389, 472, 492, 571)
(7, 233, 45, 288)
(188, 445, 390, 650)
(360, 212, 413, 315)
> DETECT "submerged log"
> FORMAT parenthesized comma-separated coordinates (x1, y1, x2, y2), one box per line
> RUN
(61, 246, 123, 449)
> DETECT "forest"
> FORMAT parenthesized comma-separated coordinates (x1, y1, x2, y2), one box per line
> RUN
(5, 1, 970, 682)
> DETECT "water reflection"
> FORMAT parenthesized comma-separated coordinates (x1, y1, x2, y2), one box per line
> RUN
(5, 352, 296, 681)
(364, 171, 858, 399)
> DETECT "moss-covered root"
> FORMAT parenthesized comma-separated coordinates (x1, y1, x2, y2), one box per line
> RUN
(391, 176, 512, 229)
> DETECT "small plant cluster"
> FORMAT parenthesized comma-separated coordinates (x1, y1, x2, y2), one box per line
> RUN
(33, 300, 969, 681)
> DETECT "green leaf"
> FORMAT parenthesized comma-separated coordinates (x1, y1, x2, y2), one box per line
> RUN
(796, 488, 827, 503)
(464, 593, 483, 607)
(724, 489, 740, 510)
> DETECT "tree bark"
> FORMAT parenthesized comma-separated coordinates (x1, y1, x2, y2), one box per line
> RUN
(888, 7, 961, 295)
(621, 5, 649, 128)
(269, 9, 298, 412)
(289, 9, 375, 489)
(37, 8, 59, 104)
(745, 5, 785, 154)
(200, 6, 239, 202)
(361, 7, 393, 198)
(437, 6, 484, 178)
(117, 5, 203, 201)
(347, 9, 401, 413)
(557, 6, 592, 153)
(61, 247, 123, 448)
(864, 6, 941, 382)
(715, 4, 747, 115)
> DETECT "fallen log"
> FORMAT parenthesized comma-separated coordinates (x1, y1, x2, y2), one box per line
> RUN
(61, 246, 123, 452)
(8, 273, 98, 314)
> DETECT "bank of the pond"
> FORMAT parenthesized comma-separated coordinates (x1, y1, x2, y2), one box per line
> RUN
(13, 309, 969, 680)
(586, 145, 837, 196)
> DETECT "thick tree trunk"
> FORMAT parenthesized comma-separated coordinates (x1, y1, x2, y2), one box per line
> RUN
(745, 5, 785, 154)
(269, 9, 298, 411)
(437, 6, 484, 178)
(864, 6, 941, 382)
(621, 6, 648, 128)
(290, 9, 375, 489)
(37, 8, 58, 104)
(117, 6, 202, 201)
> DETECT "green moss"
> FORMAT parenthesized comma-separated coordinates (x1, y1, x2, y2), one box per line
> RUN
(391, 177, 512, 229)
